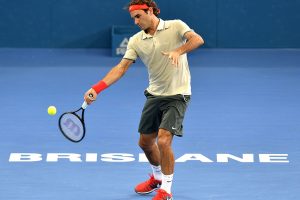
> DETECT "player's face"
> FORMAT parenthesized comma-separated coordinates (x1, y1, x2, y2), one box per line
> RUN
(130, 10, 152, 31)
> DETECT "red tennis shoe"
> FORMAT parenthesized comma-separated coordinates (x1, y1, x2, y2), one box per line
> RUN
(152, 189, 173, 200)
(135, 174, 162, 194)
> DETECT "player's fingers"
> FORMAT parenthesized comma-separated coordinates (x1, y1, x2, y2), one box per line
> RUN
(84, 90, 95, 104)
(161, 51, 169, 56)
(85, 95, 95, 105)
(88, 93, 95, 101)
(90, 89, 98, 101)
(84, 96, 90, 104)
(172, 59, 177, 66)
(171, 57, 177, 66)
(84, 94, 90, 103)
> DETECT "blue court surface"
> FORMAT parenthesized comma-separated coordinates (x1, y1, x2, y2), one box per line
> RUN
(0, 48, 299, 200)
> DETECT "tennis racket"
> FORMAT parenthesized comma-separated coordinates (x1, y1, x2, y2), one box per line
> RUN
(58, 95, 92, 142)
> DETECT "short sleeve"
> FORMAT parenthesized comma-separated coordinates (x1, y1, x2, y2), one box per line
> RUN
(123, 37, 138, 61)
(175, 20, 193, 38)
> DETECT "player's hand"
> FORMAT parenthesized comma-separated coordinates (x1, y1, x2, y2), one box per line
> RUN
(161, 50, 181, 67)
(84, 88, 97, 105)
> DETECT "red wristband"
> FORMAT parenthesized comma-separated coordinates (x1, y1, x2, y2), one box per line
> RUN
(92, 80, 108, 94)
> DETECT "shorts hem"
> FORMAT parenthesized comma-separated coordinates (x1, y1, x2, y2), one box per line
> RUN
(159, 127, 183, 137)
(138, 129, 158, 134)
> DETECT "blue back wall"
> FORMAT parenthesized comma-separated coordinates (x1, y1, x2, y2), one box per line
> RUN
(0, 0, 299, 48)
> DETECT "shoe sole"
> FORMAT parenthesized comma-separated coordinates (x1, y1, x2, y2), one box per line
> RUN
(135, 187, 158, 195)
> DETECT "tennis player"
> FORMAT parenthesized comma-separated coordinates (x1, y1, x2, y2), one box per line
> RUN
(84, 0, 204, 199)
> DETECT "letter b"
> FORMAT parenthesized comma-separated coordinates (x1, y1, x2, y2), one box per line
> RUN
(9, 153, 42, 162)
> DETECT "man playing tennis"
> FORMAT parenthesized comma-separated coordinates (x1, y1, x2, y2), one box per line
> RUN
(84, 0, 204, 199)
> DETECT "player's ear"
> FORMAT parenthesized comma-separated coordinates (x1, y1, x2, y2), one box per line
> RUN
(147, 7, 154, 15)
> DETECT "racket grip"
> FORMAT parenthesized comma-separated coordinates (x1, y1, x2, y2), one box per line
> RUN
(82, 101, 88, 109)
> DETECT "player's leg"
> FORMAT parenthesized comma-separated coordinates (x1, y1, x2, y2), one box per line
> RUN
(157, 128, 174, 175)
(154, 128, 174, 200)
(152, 95, 190, 199)
(138, 132, 160, 166)
(135, 91, 163, 195)
(135, 132, 163, 194)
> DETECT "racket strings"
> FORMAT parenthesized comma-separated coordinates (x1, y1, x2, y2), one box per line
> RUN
(59, 112, 85, 142)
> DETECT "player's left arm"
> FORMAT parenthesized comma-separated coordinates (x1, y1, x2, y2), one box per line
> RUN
(177, 31, 204, 55)
(162, 31, 204, 66)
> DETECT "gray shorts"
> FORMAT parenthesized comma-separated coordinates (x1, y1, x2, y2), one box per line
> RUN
(138, 90, 191, 137)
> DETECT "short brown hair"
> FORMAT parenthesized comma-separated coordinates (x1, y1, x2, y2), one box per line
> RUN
(127, 0, 160, 16)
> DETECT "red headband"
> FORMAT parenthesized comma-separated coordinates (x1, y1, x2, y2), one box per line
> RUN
(129, 4, 149, 12)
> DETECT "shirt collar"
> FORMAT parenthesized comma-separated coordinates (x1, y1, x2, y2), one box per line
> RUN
(142, 19, 169, 40)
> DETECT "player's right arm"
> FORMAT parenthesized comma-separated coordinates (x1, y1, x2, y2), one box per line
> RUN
(84, 58, 134, 104)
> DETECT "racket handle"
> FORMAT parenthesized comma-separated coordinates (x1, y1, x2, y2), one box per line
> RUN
(82, 101, 88, 109)
(82, 93, 93, 109)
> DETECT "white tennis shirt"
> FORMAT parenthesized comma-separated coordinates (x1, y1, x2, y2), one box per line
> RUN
(124, 19, 192, 96)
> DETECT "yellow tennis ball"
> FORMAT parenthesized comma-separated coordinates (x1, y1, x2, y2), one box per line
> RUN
(48, 106, 57, 116)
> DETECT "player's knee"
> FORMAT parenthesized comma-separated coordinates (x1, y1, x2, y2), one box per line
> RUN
(157, 137, 171, 150)
(138, 136, 155, 150)
(157, 130, 173, 150)
(138, 139, 148, 150)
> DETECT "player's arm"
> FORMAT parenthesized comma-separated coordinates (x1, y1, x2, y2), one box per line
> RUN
(102, 58, 134, 85)
(162, 31, 204, 66)
(84, 58, 134, 104)
(177, 31, 204, 55)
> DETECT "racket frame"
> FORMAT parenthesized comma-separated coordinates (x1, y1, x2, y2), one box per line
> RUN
(58, 107, 86, 143)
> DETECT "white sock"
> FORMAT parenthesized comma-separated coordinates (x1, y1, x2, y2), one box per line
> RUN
(160, 173, 173, 194)
(151, 164, 162, 181)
